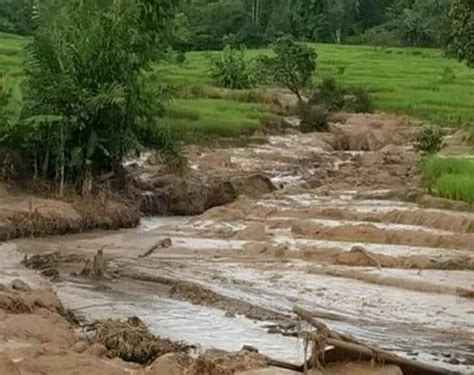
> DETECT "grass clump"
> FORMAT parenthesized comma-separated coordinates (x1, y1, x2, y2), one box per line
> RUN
(162, 98, 267, 137)
(422, 157, 474, 204)
(436, 174, 474, 203)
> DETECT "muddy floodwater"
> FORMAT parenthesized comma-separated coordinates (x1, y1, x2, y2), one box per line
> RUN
(5, 114, 474, 374)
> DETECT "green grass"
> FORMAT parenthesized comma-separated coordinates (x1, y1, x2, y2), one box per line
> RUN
(1, 33, 474, 135)
(156, 44, 474, 128)
(422, 157, 474, 204)
(162, 98, 267, 137)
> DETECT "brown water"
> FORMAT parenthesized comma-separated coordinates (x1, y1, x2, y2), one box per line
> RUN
(7, 115, 474, 374)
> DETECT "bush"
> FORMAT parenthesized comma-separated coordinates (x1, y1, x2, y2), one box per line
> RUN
(210, 45, 256, 89)
(298, 104, 329, 133)
(310, 78, 374, 113)
(414, 126, 446, 156)
(310, 77, 345, 110)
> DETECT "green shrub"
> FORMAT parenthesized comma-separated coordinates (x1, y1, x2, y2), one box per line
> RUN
(311, 77, 345, 110)
(210, 45, 256, 89)
(414, 126, 446, 156)
(298, 104, 329, 133)
(311, 78, 373, 113)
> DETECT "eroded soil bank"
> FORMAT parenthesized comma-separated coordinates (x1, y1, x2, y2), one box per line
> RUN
(1, 113, 473, 374)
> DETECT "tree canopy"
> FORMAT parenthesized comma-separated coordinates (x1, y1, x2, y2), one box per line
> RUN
(448, 0, 474, 66)
(173, 0, 452, 50)
(0, 0, 179, 192)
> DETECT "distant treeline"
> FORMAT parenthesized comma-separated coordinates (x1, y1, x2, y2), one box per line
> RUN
(174, 0, 452, 50)
(0, 0, 467, 53)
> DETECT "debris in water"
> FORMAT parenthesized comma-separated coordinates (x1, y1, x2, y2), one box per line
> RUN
(90, 316, 187, 364)
(80, 247, 108, 278)
(138, 237, 172, 258)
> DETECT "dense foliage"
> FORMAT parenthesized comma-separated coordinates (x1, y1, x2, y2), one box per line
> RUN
(448, 0, 474, 66)
(210, 45, 256, 89)
(268, 39, 317, 102)
(0, 0, 178, 192)
(310, 78, 373, 113)
(175, 0, 452, 50)
(414, 126, 446, 156)
(0, 0, 31, 35)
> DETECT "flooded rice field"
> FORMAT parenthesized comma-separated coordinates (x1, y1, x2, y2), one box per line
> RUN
(3, 114, 474, 374)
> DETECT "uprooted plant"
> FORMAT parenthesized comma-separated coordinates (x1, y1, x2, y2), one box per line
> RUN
(0, 0, 181, 195)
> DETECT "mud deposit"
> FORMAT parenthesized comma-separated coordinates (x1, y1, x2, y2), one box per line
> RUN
(3, 114, 474, 374)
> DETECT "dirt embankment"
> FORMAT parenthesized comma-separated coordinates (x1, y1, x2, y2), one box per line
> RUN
(0, 281, 137, 375)
(0, 193, 141, 242)
(291, 220, 474, 251)
(136, 172, 275, 216)
(0, 171, 275, 241)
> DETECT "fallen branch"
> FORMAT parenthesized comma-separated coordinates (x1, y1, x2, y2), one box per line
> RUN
(138, 238, 172, 258)
(293, 306, 451, 375)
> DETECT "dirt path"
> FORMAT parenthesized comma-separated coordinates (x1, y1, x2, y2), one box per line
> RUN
(2, 113, 473, 374)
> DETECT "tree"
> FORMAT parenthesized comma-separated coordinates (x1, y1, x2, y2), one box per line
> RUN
(270, 38, 317, 102)
(448, 0, 474, 66)
(1, 0, 178, 192)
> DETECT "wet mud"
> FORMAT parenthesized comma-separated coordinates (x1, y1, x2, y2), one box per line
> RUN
(2, 113, 474, 374)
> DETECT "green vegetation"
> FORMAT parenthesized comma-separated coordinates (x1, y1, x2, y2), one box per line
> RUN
(448, 0, 474, 66)
(0, 0, 31, 35)
(176, 0, 452, 50)
(414, 126, 446, 156)
(210, 45, 256, 89)
(310, 77, 374, 113)
(1, 35, 473, 134)
(162, 99, 266, 137)
(156, 44, 474, 127)
(268, 38, 317, 102)
(0, 0, 179, 192)
(422, 157, 474, 204)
